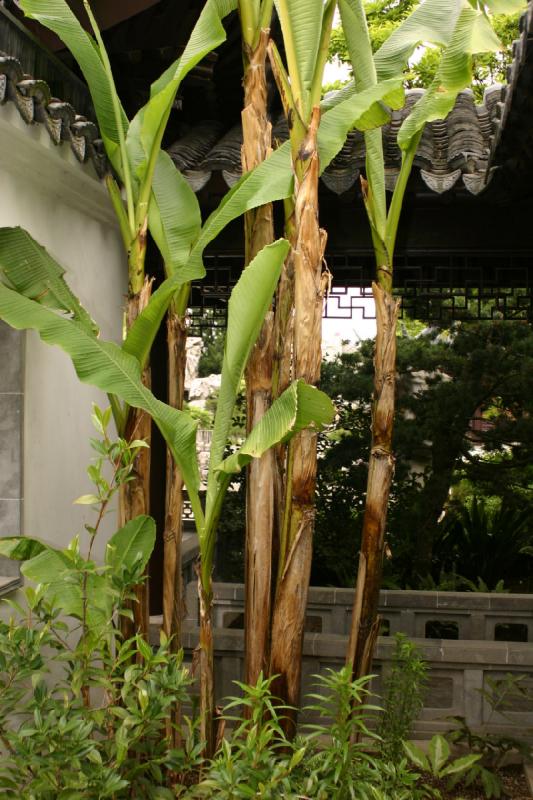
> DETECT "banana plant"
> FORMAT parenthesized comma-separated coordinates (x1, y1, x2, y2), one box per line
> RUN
(19, 0, 240, 635)
(0, 231, 335, 754)
(235, 0, 279, 693)
(256, 0, 406, 735)
(336, 0, 525, 684)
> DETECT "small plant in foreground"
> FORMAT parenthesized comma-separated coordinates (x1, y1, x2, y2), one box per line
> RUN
(378, 633, 428, 761)
(404, 735, 482, 798)
(446, 672, 533, 798)
(0, 409, 195, 798)
(187, 673, 302, 798)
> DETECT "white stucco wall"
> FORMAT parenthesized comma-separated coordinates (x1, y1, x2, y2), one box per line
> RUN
(0, 103, 127, 562)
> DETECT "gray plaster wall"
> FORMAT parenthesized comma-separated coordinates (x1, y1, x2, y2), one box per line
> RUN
(0, 324, 23, 577)
(0, 101, 127, 577)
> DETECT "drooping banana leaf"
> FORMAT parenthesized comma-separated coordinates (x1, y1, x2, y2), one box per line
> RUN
(373, 0, 464, 80)
(0, 284, 202, 503)
(0, 227, 97, 334)
(217, 379, 335, 475)
(397, 4, 503, 150)
(317, 78, 404, 171)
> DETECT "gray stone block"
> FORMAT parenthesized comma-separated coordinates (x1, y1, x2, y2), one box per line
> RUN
(0, 497, 20, 537)
(0, 394, 22, 499)
(437, 592, 490, 610)
(489, 594, 532, 611)
(0, 324, 23, 393)
(463, 668, 484, 726)
(385, 591, 438, 609)
(426, 675, 455, 709)
(507, 645, 533, 666)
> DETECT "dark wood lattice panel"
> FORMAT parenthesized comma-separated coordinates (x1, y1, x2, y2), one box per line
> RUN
(186, 251, 533, 330)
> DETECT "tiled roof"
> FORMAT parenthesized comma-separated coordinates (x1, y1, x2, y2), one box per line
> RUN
(0, 51, 107, 177)
(167, 86, 504, 198)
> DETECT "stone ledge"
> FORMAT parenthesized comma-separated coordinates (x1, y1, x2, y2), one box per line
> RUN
(0, 575, 21, 596)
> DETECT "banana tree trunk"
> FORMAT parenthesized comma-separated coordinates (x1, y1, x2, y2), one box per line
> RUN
(163, 312, 187, 647)
(198, 575, 215, 758)
(241, 29, 277, 689)
(119, 277, 153, 641)
(269, 108, 328, 736)
(346, 281, 400, 681)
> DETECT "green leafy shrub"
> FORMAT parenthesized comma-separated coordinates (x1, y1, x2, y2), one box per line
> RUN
(404, 735, 481, 796)
(0, 408, 197, 798)
(445, 673, 533, 798)
(378, 633, 428, 761)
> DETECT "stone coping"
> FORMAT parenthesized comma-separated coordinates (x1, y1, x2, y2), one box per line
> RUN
(192, 582, 533, 611)
(175, 624, 533, 668)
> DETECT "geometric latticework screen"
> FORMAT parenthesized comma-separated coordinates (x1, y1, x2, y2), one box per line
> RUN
(187, 250, 533, 332)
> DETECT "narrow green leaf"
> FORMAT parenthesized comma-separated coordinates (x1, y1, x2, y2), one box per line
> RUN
(403, 740, 429, 772)
(429, 734, 450, 775)
(187, 144, 293, 278)
(122, 270, 187, 369)
(274, 0, 325, 115)
(131, 0, 237, 191)
(149, 150, 202, 277)
(206, 238, 290, 513)
(440, 753, 482, 777)
(338, 0, 387, 239)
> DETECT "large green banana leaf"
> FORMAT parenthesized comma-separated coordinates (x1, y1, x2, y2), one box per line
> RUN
(338, 0, 387, 243)
(201, 378, 335, 582)
(0, 227, 97, 334)
(187, 144, 293, 278)
(274, 0, 325, 116)
(206, 239, 290, 516)
(187, 79, 403, 278)
(218, 379, 335, 475)
(20, 0, 128, 176)
(397, 4, 502, 150)
(129, 0, 238, 192)
(149, 151, 202, 278)
(373, 0, 464, 80)
(0, 285, 201, 500)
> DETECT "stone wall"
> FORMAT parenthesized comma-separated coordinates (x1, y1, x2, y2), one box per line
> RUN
(168, 582, 533, 739)
(0, 101, 126, 586)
